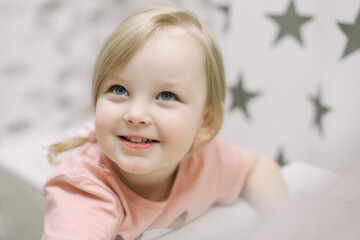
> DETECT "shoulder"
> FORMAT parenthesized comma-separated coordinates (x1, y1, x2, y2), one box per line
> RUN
(44, 140, 118, 201)
(44, 141, 122, 208)
(43, 142, 123, 238)
(47, 141, 113, 186)
(43, 176, 122, 239)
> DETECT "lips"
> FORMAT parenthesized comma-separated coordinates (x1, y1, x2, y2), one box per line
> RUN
(118, 135, 159, 149)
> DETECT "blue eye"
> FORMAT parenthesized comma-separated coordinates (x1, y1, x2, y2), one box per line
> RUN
(157, 91, 176, 101)
(111, 85, 129, 96)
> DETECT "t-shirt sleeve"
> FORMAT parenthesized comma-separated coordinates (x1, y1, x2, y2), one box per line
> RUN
(213, 138, 248, 205)
(42, 174, 122, 240)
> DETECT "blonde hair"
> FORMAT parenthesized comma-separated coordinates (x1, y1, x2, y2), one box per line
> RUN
(48, 4, 226, 164)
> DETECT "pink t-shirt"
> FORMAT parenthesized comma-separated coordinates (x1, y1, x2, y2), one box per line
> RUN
(42, 136, 247, 240)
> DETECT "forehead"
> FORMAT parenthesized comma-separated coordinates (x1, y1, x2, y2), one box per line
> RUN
(112, 26, 206, 85)
(136, 26, 204, 67)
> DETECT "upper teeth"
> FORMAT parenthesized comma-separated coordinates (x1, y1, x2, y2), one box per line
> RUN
(124, 136, 154, 143)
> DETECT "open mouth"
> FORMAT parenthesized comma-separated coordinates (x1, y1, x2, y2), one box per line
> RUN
(119, 136, 159, 144)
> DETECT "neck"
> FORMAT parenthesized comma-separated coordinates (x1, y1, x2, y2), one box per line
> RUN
(109, 161, 179, 202)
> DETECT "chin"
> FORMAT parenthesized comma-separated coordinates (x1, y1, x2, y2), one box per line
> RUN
(117, 160, 154, 175)
(123, 167, 151, 175)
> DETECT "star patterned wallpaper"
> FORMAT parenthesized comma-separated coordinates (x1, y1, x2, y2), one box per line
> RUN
(0, 0, 359, 175)
(215, 0, 360, 172)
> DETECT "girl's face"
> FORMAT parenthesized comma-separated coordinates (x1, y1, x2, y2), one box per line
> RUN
(95, 26, 208, 176)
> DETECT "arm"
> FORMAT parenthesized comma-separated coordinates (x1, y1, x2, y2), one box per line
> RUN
(242, 148, 288, 214)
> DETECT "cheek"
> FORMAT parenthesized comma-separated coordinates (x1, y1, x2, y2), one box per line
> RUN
(164, 125, 195, 159)
(95, 107, 107, 131)
(94, 100, 118, 133)
(159, 109, 203, 146)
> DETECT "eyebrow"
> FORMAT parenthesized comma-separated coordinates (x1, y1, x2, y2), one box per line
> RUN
(160, 80, 191, 92)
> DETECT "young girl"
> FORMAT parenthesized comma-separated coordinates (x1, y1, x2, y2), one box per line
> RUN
(43, 4, 286, 240)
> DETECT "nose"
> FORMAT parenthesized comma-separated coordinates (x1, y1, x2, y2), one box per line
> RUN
(124, 100, 152, 126)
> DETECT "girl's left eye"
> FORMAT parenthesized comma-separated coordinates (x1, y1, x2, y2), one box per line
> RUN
(157, 91, 177, 101)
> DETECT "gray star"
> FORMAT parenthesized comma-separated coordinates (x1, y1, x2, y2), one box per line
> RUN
(206, 0, 231, 33)
(217, 4, 231, 33)
(338, 10, 360, 59)
(309, 86, 331, 136)
(276, 148, 287, 167)
(230, 76, 261, 120)
(268, 0, 313, 46)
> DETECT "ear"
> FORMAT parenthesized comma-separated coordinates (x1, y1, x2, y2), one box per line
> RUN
(196, 107, 217, 141)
